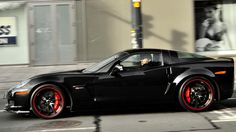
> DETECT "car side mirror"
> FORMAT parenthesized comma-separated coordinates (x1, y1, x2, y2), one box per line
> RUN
(110, 64, 123, 76)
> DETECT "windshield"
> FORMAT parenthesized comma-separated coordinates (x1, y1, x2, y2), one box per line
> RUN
(82, 52, 127, 73)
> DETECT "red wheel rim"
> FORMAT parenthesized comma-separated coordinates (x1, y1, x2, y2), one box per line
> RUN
(181, 78, 214, 111)
(32, 85, 64, 119)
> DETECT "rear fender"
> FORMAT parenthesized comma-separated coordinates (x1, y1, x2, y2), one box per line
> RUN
(165, 68, 220, 100)
(173, 68, 215, 84)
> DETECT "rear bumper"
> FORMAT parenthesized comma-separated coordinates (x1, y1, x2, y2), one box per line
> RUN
(220, 89, 234, 100)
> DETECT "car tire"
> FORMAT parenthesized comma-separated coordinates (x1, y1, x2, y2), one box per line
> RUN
(178, 76, 215, 112)
(30, 84, 65, 119)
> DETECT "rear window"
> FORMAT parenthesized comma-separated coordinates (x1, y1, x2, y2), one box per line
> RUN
(177, 52, 210, 59)
(170, 51, 213, 64)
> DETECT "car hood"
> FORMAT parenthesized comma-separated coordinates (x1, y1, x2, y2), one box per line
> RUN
(48, 69, 84, 75)
(30, 69, 86, 79)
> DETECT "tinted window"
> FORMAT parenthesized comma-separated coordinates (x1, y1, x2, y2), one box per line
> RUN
(177, 52, 210, 59)
(170, 51, 213, 64)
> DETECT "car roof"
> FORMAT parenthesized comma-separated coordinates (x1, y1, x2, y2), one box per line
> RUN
(122, 48, 203, 55)
(123, 48, 162, 53)
(122, 48, 210, 58)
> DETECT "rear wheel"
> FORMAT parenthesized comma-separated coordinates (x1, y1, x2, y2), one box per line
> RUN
(178, 77, 215, 111)
(30, 84, 65, 119)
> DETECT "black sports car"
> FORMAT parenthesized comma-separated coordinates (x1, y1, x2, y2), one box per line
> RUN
(5, 49, 234, 119)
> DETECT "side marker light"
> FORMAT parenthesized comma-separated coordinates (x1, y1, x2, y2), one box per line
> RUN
(215, 71, 226, 75)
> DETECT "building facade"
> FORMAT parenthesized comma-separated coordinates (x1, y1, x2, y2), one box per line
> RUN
(0, 0, 235, 66)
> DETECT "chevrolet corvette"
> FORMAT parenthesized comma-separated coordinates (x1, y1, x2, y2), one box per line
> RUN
(5, 49, 234, 119)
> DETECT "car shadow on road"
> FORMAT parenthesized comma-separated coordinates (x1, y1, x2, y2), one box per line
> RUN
(64, 102, 185, 118)
(212, 98, 236, 110)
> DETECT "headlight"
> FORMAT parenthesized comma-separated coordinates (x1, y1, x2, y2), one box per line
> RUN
(15, 79, 30, 89)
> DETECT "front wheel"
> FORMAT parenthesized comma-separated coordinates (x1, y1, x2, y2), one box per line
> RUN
(178, 77, 215, 111)
(30, 84, 65, 119)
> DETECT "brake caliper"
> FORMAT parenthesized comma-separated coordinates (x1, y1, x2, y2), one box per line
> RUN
(54, 92, 60, 111)
(185, 87, 191, 103)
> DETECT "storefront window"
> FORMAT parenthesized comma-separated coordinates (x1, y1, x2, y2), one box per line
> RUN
(0, 1, 29, 65)
(194, 0, 236, 53)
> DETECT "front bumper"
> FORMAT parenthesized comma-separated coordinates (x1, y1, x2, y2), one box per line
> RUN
(4, 88, 31, 114)
(4, 103, 30, 114)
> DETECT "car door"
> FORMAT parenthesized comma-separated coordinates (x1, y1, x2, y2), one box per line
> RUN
(93, 51, 169, 106)
(118, 51, 169, 104)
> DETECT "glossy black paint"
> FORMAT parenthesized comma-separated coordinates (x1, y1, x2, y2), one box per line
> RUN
(5, 49, 234, 113)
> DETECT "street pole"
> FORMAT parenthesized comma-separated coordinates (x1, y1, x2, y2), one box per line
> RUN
(131, 0, 143, 49)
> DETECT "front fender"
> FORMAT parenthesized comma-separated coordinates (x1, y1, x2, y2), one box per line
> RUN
(28, 77, 74, 111)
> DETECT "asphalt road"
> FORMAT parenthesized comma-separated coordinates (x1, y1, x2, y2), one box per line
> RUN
(0, 90, 236, 132)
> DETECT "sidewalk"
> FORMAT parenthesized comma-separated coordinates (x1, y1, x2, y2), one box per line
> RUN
(0, 63, 93, 90)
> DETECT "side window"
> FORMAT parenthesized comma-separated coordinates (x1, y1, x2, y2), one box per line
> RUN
(151, 52, 163, 66)
(120, 52, 163, 70)
(120, 54, 141, 68)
